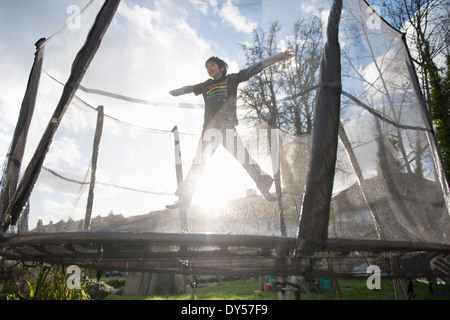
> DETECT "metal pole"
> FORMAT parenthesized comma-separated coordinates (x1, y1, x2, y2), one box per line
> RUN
(268, 119, 286, 237)
(84, 105, 104, 230)
(172, 126, 187, 232)
(1, 0, 121, 232)
(0, 38, 45, 230)
(296, 0, 342, 250)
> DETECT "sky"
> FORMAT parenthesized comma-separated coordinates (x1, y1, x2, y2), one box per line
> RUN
(0, 0, 331, 153)
(0, 0, 334, 229)
(0, 1, 88, 151)
(0, 0, 440, 232)
(0, 0, 92, 227)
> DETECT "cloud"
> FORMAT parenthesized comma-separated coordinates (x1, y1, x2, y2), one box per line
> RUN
(44, 136, 83, 170)
(0, 0, 92, 170)
(219, 0, 257, 34)
(81, 1, 212, 104)
(41, 198, 85, 222)
(189, 0, 214, 15)
(3, 0, 265, 224)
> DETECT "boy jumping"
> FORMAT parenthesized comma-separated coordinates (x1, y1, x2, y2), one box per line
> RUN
(167, 49, 294, 209)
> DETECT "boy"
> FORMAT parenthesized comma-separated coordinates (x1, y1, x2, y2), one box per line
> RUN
(167, 49, 294, 209)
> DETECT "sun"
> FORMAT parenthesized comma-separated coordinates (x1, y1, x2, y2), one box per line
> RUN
(191, 148, 254, 212)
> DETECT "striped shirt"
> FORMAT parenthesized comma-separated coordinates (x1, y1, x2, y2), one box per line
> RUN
(171, 52, 285, 130)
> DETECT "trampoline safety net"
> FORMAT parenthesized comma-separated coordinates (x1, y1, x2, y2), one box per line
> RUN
(0, 0, 449, 279)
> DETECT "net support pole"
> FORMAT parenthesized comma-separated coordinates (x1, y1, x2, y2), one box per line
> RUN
(0, 38, 45, 226)
(0, 0, 121, 232)
(172, 125, 189, 295)
(84, 105, 104, 230)
(295, 0, 342, 252)
(172, 126, 188, 232)
(268, 119, 286, 237)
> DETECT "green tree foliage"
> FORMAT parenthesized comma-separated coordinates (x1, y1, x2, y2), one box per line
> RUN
(430, 55, 450, 177)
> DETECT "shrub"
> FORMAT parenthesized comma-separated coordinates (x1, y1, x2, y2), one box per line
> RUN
(7, 264, 90, 300)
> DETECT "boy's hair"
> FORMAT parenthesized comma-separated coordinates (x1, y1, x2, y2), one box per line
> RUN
(205, 56, 228, 76)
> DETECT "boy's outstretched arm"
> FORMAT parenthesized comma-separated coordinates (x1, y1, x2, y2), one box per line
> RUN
(169, 85, 194, 97)
(243, 49, 294, 79)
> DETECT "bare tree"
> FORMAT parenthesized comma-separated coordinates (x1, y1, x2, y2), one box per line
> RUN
(377, 0, 449, 103)
(239, 21, 284, 128)
(281, 16, 323, 136)
(239, 19, 323, 135)
(238, 19, 324, 223)
(376, 0, 450, 178)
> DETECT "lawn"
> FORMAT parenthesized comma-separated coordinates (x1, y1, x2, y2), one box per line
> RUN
(105, 277, 450, 300)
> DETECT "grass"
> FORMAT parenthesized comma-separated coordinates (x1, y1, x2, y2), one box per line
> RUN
(105, 277, 450, 300)
(107, 278, 274, 300)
